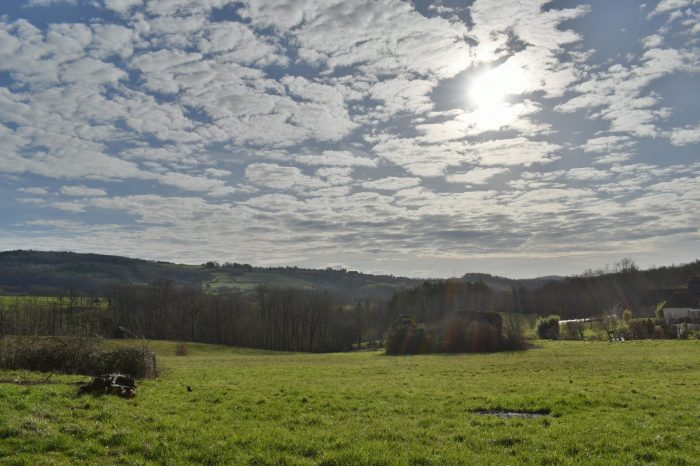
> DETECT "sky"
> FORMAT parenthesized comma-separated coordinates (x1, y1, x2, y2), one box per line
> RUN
(0, 0, 699, 278)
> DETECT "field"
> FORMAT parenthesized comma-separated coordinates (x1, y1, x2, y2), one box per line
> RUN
(2, 340, 700, 465)
(205, 271, 315, 291)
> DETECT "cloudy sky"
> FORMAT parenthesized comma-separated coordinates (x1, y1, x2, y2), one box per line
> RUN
(1, 0, 699, 278)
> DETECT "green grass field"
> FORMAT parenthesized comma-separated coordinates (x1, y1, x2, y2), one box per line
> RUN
(0, 296, 106, 307)
(0, 296, 62, 306)
(205, 272, 314, 291)
(2, 340, 700, 465)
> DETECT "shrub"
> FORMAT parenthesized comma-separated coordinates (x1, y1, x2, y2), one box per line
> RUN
(501, 313, 527, 350)
(628, 319, 655, 340)
(99, 346, 154, 378)
(561, 321, 585, 340)
(385, 315, 431, 355)
(465, 320, 503, 352)
(655, 301, 666, 319)
(0, 336, 156, 378)
(175, 341, 188, 356)
(622, 309, 633, 323)
(653, 323, 671, 339)
(433, 312, 505, 353)
(536, 315, 560, 339)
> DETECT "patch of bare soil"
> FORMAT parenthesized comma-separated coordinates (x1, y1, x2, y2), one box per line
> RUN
(475, 408, 550, 418)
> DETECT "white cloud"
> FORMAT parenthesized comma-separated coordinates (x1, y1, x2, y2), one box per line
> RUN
(416, 100, 546, 142)
(668, 123, 700, 146)
(565, 168, 612, 181)
(51, 201, 86, 213)
(472, 138, 561, 167)
(27, 0, 77, 6)
(61, 185, 108, 197)
(641, 34, 664, 48)
(446, 167, 508, 185)
(647, 0, 695, 18)
(0, 0, 699, 276)
(204, 168, 231, 178)
(468, 0, 590, 97)
(557, 47, 694, 137)
(241, 0, 471, 79)
(360, 177, 421, 191)
(102, 0, 143, 13)
(295, 150, 377, 167)
(582, 135, 635, 153)
(245, 163, 327, 191)
(19, 187, 50, 195)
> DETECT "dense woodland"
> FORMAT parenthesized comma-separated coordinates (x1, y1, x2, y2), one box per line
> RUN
(1, 251, 699, 352)
(387, 259, 700, 322)
(0, 283, 383, 352)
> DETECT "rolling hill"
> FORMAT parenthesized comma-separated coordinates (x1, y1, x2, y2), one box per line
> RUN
(0, 250, 425, 302)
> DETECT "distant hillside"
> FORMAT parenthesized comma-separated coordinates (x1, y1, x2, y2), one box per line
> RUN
(461, 273, 564, 291)
(2, 250, 698, 317)
(0, 250, 425, 302)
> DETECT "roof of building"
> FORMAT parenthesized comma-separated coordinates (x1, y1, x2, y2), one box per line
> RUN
(665, 290, 700, 308)
(689, 277, 700, 292)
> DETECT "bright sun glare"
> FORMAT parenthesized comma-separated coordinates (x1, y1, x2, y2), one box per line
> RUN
(468, 62, 528, 110)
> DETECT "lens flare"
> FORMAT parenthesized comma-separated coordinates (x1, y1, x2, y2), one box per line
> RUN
(469, 62, 529, 110)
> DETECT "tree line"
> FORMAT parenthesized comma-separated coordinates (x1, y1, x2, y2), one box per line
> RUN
(2, 258, 699, 352)
(0, 281, 384, 352)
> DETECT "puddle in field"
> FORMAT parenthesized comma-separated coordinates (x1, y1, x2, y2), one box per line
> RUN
(475, 409, 550, 419)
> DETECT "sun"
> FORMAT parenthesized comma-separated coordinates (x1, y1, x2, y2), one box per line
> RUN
(468, 62, 528, 110)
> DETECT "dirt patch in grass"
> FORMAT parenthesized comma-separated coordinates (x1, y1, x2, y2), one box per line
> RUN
(475, 408, 551, 419)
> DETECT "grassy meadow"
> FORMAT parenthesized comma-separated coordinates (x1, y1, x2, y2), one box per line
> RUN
(2, 340, 700, 465)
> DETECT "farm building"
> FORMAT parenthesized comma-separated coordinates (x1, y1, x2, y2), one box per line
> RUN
(663, 278, 700, 322)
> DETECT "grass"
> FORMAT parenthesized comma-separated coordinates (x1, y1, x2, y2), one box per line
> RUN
(2, 340, 700, 465)
(0, 296, 107, 310)
(0, 296, 63, 306)
(204, 271, 314, 291)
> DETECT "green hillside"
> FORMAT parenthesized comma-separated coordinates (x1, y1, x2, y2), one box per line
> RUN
(0, 250, 422, 302)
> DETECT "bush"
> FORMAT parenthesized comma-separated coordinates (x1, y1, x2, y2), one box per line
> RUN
(385, 315, 430, 355)
(432, 312, 505, 353)
(501, 313, 527, 350)
(387, 312, 525, 354)
(561, 321, 585, 340)
(628, 319, 655, 339)
(622, 309, 633, 323)
(435, 318, 501, 353)
(0, 336, 156, 378)
(653, 325, 669, 339)
(655, 301, 666, 319)
(536, 315, 560, 339)
(465, 320, 503, 352)
(99, 346, 154, 378)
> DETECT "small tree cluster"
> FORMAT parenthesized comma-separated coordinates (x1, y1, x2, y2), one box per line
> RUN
(627, 318, 656, 339)
(434, 312, 504, 353)
(384, 315, 430, 355)
(385, 312, 526, 355)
